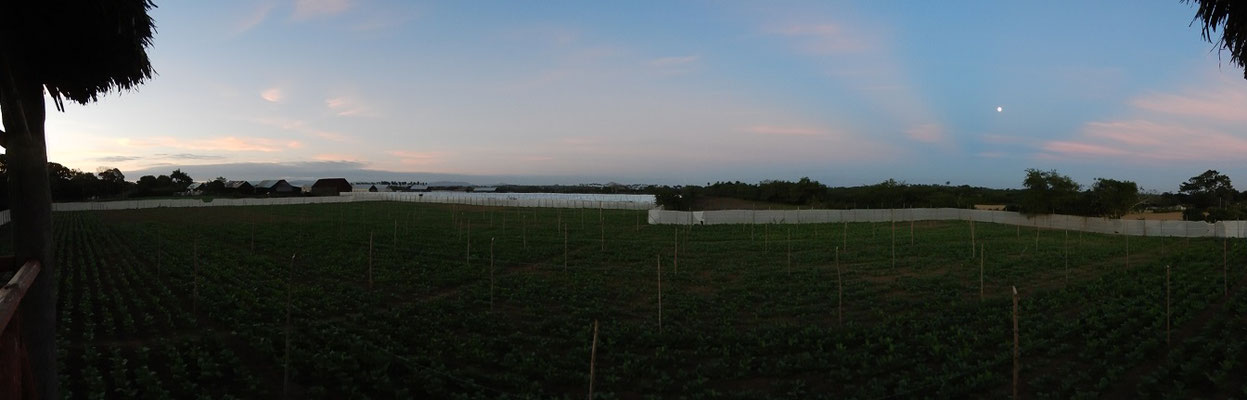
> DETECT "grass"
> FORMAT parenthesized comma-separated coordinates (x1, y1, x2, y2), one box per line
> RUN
(4, 201, 1246, 399)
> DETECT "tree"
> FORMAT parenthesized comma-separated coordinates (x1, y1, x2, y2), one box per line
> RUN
(1020, 169, 1082, 215)
(1179, 169, 1235, 209)
(1185, 0, 1247, 79)
(0, 1, 157, 397)
(1090, 178, 1139, 219)
(170, 169, 192, 187)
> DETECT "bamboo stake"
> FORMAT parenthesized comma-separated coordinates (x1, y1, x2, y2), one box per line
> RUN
(193, 236, 199, 318)
(564, 225, 569, 272)
(980, 244, 985, 302)
(1012, 286, 1020, 400)
(836, 246, 842, 325)
(1034, 221, 1039, 251)
(891, 218, 896, 269)
(393, 220, 398, 248)
(157, 234, 161, 280)
(588, 320, 598, 400)
(842, 219, 848, 252)
(600, 209, 605, 252)
(970, 216, 976, 258)
(910, 219, 914, 246)
(658, 254, 663, 335)
(490, 238, 495, 312)
(250, 224, 255, 254)
(522, 214, 528, 250)
(765, 223, 769, 251)
(369, 231, 374, 289)
(673, 228, 680, 275)
(1166, 265, 1171, 346)
(787, 227, 792, 275)
(466, 224, 471, 267)
(1224, 238, 1229, 296)
(283, 253, 296, 399)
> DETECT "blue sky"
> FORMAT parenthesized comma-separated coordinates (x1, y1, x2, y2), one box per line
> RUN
(43, 1, 1247, 191)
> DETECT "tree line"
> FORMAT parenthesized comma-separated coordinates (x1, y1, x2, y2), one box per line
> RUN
(650, 169, 1244, 222)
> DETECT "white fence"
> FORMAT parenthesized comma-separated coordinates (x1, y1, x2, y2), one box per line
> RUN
(0, 191, 656, 228)
(649, 208, 1247, 238)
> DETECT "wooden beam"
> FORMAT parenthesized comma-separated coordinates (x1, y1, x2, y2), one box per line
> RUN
(0, 261, 42, 335)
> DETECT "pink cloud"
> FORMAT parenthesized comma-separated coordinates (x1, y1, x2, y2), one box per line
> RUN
(1130, 86, 1247, 123)
(118, 136, 300, 153)
(388, 150, 446, 166)
(1041, 141, 1128, 157)
(904, 123, 946, 144)
(325, 96, 378, 117)
(744, 125, 825, 136)
(260, 87, 283, 103)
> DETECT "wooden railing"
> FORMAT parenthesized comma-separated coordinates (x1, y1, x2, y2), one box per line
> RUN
(0, 259, 41, 337)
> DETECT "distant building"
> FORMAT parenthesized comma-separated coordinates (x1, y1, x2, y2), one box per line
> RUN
(310, 178, 352, 196)
(254, 179, 297, 195)
(352, 184, 379, 192)
(225, 180, 254, 195)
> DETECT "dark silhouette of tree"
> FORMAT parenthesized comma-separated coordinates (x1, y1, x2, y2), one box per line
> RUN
(1090, 178, 1140, 219)
(170, 169, 192, 187)
(1020, 169, 1082, 215)
(1185, 0, 1247, 79)
(0, 1, 157, 397)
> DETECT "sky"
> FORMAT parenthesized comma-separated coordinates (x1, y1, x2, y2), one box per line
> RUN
(40, 0, 1247, 191)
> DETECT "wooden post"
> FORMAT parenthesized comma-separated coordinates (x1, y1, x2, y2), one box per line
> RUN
(193, 236, 199, 318)
(588, 320, 598, 400)
(836, 246, 842, 325)
(1166, 265, 1171, 346)
(393, 220, 397, 248)
(842, 220, 848, 252)
(1224, 238, 1229, 296)
(600, 209, 605, 252)
(980, 244, 985, 302)
(970, 216, 976, 259)
(283, 253, 296, 399)
(910, 219, 914, 246)
(1034, 221, 1039, 251)
(765, 222, 769, 251)
(250, 224, 255, 255)
(674, 228, 679, 274)
(657, 254, 663, 335)
(1012, 286, 1020, 400)
(157, 234, 161, 280)
(787, 227, 792, 276)
(522, 214, 528, 251)
(891, 218, 896, 269)
(368, 231, 374, 289)
(564, 225, 569, 272)
(490, 238, 495, 312)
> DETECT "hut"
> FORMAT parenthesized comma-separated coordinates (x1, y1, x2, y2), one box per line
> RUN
(255, 179, 297, 195)
(310, 178, 352, 196)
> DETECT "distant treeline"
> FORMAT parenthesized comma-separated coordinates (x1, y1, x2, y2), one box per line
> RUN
(644, 170, 1247, 223)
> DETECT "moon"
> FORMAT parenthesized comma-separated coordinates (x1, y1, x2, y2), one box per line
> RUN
(996, 106, 1003, 113)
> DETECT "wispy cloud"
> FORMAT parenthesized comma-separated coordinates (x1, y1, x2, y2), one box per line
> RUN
(1130, 85, 1247, 123)
(649, 55, 699, 67)
(261, 87, 284, 103)
(744, 125, 825, 136)
(118, 137, 302, 153)
(293, 0, 352, 20)
(904, 123, 947, 144)
(768, 23, 870, 55)
(97, 156, 143, 163)
(388, 150, 446, 166)
(325, 96, 378, 117)
(234, 2, 277, 34)
(155, 153, 227, 160)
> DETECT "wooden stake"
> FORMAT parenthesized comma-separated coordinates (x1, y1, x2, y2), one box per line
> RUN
(522, 214, 528, 250)
(842, 220, 848, 252)
(193, 236, 199, 318)
(368, 231, 374, 289)
(836, 246, 842, 325)
(910, 219, 914, 246)
(980, 244, 985, 302)
(157, 234, 161, 280)
(970, 217, 976, 259)
(657, 254, 663, 335)
(787, 227, 792, 275)
(588, 320, 598, 400)
(600, 210, 605, 252)
(1224, 238, 1229, 296)
(250, 224, 255, 254)
(1012, 286, 1020, 400)
(674, 228, 679, 274)
(1166, 264, 1171, 346)
(490, 238, 495, 312)
(1034, 222, 1039, 251)
(393, 219, 398, 248)
(466, 224, 471, 267)
(564, 225, 569, 272)
(283, 253, 296, 399)
(890, 218, 896, 269)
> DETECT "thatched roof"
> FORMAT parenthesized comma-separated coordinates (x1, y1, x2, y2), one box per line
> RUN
(0, 1, 157, 110)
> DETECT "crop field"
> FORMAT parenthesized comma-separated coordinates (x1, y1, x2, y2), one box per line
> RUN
(2, 201, 1246, 399)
